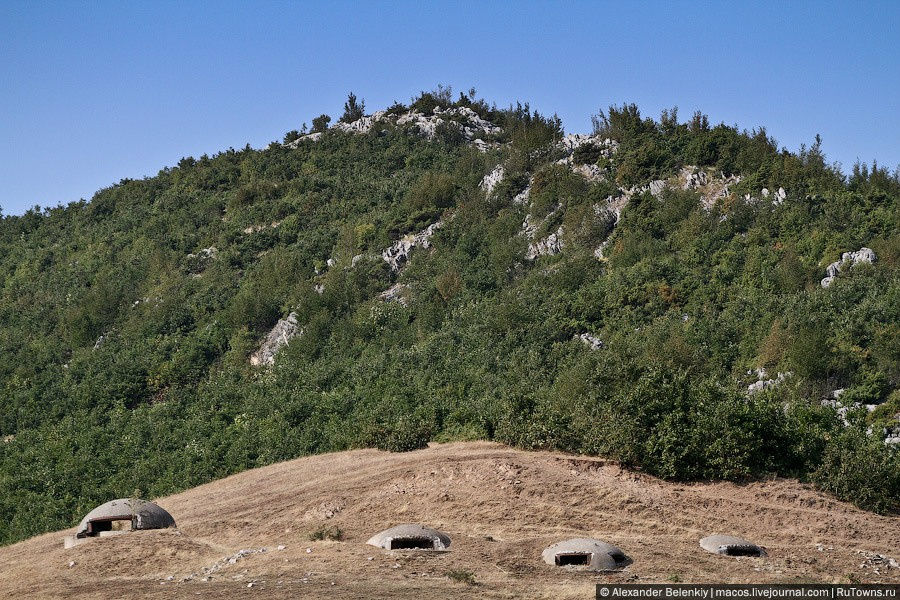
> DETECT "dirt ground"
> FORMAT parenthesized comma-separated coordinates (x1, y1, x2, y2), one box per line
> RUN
(1, 441, 897, 599)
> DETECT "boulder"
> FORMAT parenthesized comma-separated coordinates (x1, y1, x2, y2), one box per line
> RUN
(821, 247, 876, 287)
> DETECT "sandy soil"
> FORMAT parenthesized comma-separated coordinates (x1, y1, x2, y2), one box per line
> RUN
(1, 441, 897, 599)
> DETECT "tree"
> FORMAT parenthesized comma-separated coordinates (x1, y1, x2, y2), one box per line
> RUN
(311, 114, 331, 133)
(340, 92, 365, 123)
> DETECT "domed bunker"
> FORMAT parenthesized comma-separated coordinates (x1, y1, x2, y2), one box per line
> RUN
(367, 524, 451, 551)
(65, 499, 176, 547)
(700, 535, 766, 557)
(542, 538, 631, 571)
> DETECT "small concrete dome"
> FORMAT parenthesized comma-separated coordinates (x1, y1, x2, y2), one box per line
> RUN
(700, 535, 766, 557)
(76, 499, 176, 538)
(542, 538, 630, 571)
(366, 524, 451, 551)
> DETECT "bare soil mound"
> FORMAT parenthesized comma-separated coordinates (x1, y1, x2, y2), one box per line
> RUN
(1, 442, 897, 599)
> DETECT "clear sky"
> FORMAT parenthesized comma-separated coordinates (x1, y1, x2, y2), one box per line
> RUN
(1, 0, 898, 215)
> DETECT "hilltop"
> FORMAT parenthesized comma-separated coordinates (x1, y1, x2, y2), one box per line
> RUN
(0, 442, 898, 599)
(0, 89, 898, 547)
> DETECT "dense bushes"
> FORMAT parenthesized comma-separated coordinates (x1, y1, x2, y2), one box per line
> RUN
(0, 96, 897, 546)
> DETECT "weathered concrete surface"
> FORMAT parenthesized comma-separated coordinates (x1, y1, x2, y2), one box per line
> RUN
(367, 524, 451, 551)
(542, 538, 629, 571)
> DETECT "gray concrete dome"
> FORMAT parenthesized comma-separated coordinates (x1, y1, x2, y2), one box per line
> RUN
(366, 524, 451, 551)
(699, 535, 766, 557)
(542, 538, 630, 571)
(76, 499, 176, 538)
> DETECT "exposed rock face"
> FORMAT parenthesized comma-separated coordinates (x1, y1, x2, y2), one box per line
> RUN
(884, 424, 900, 445)
(242, 221, 281, 235)
(648, 180, 667, 196)
(821, 247, 876, 287)
(820, 388, 884, 428)
(250, 312, 301, 366)
(577, 333, 603, 350)
(526, 225, 564, 260)
(382, 221, 443, 272)
(571, 162, 606, 183)
(558, 133, 618, 155)
(513, 183, 532, 205)
(681, 166, 709, 190)
(397, 106, 502, 140)
(289, 106, 501, 148)
(746, 369, 792, 394)
(480, 165, 505, 196)
(678, 166, 742, 210)
(378, 283, 409, 306)
(332, 111, 386, 134)
(521, 204, 565, 260)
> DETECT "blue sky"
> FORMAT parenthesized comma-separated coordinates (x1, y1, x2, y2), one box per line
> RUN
(1, 0, 898, 215)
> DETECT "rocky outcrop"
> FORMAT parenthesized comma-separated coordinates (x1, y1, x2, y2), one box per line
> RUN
(821, 247, 876, 288)
(382, 221, 443, 272)
(746, 369, 792, 394)
(397, 106, 501, 141)
(289, 106, 501, 149)
(576, 333, 603, 350)
(186, 247, 218, 275)
(526, 225, 564, 260)
(558, 133, 618, 155)
(250, 312, 301, 367)
(480, 165, 505, 196)
(242, 221, 281, 235)
(521, 206, 564, 260)
(378, 283, 409, 306)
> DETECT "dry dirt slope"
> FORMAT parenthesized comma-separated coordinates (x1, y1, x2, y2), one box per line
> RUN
(1, 441, 898, 599)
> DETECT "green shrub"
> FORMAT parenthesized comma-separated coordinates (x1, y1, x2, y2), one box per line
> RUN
(813, 428, 900, 514)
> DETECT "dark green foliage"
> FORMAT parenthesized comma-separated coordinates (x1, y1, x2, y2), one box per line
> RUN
(309, 525, 343, 541)
(813, 429, 900, 514)
(0, 96, 897, 547)
(311, 114, 331, 133)
(447, 569, 477, 585)
(340, 92, 365, 123)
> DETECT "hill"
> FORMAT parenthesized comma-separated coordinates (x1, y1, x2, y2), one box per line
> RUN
(0, 442, 898, 599)
(0, 89, 898, 546)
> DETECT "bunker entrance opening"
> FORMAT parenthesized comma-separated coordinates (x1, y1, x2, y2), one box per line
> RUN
(85, 517, 132, 536)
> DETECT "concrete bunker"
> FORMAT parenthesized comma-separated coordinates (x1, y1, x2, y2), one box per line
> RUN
(700, 535, 766, 557)
(542, 538, 631, 571)
(367, 524, 451, 551)
(65, 499, 176, 547)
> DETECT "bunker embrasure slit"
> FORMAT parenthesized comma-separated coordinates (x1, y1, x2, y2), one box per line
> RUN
(722, 545, 764, 557)
(542, 538, 630, 571)
(556, 553, 592, 566)
(390, 537, 435, 550)
(367, 524, 451, 552)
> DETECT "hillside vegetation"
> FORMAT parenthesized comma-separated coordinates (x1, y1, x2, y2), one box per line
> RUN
(1, 89, 898, 545)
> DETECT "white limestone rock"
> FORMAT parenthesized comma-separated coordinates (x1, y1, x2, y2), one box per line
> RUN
(250, 312, 301, 366)
(648, 180, 667, 197)
(746, 369, 792, 394)
(480, 165, 505, 196)
(378, 283, 409, 306)
(577, 333, 603, 350)
(382, 221, 443, 272)
(526, 225, 564, 260)
(821, 247, 876, 287)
